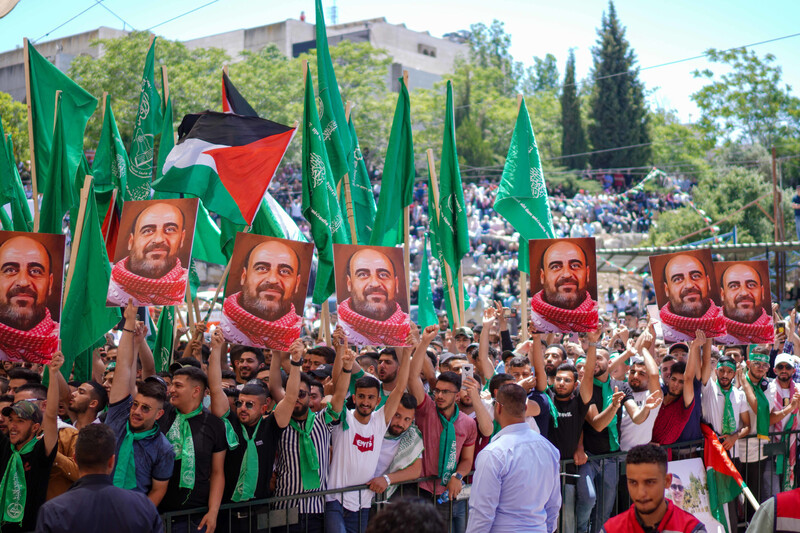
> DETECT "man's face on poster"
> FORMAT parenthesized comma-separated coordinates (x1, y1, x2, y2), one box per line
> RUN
(127, 203, 185, 279)
(539, 241, 589, 309)
(0, 237, 52, 331)
(720, 264, 763, 324)
(240, 241, 300, 321)
(347, 249, 399, 321)
(663, 255, 711, 318)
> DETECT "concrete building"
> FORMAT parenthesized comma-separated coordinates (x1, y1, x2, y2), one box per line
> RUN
(0, 17, 467, 101)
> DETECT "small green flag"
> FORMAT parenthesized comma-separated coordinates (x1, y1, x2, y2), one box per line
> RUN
(93, 98, 129, 195)
(370, 77, 414, 247)
(60, 181, 122, 379)
(0, 128, 33, 232)
(152, 307, 175, 372)
(493, 96, 554, 273)
(38, 94, 74, 234)
(126, 37, 162, 201)
(417, 233, 438, 328)
(193, 200, 226, 266)
(26, 40, 97, 195)
(156, 93, 174, 182)
(302, 64, 346, 304)
(347, 114, 376, 245)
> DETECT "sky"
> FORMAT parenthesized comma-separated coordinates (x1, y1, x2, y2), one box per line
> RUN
(2, 0, 799, 122)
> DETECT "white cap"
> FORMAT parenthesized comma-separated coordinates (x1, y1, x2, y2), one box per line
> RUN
(774, 353, 795, 368)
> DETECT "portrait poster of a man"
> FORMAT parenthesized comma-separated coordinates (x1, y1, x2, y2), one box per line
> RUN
(0, 231, 65, 363)
(649, 249, 726, 343)
(713, 260, 773, 345)
(333, 244, 411, 347)
(106, 198, 198, 307)
(221, 233, 313, 351)
(528, 237, 599, 333)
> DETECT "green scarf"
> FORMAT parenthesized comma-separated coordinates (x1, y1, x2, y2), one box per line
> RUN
(544, 387, 559, 428)
(777, 413, 795, 485)
(437, 405, 460, 486)
(746, 373, 770, 440)
(491, 419, 501, 437)
(720, 386, 737, 435)
(0, 437, 37, 524)
(166, 404, 203, 489)
(594, 378, 620, 452)
(113, 422, 160, 489)
(231, 417, 262, 502)
(289, 411, 321, 491)
(222, 412, 240, 451)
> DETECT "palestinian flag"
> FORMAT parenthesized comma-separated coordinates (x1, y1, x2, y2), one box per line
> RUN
(152, 111, 295, 225)
(221, 70, 258, 117)
(100, 190, 122, 260)
(702, 423, 747, 532)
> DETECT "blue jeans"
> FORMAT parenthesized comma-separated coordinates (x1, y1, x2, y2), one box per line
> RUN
(795, 215, 800, 242)
(324, 500, 369, 533)
(577, 455, 622, 533)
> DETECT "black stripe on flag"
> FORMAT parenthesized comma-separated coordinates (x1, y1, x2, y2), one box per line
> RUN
(222, 71, 258, 117)
(176, 111, 293, 147)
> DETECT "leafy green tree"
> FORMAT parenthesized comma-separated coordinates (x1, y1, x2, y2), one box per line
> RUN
(560, 50, 588, 169)
(0, 91, 29, 162)
(465, 20, 522, 96)
(648, 107, 708, 175)
(521, 54, 559, 94)
(692, 47, 800, 148)
(588, 1, 650, 168)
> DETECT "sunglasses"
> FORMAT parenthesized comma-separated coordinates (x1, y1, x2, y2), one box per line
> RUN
(235, 400, 258, 409)
(671, 484, 684, 492)
(776, 364, 794, 371)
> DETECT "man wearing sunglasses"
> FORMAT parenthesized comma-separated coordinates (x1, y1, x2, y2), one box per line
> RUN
(766, 353, 800, 494)
(207, 330, 303, 532)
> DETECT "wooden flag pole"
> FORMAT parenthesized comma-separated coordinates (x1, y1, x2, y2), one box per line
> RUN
(202, 226, 250, 323)
(161, 66, 169, 100)
(321, 304, 332, 346)
(401, 71, 411, 304)
(513, 94, 529, 341)
(22, 38, 40, 231)
(427, 149, 461, 328)
(185, 286, 196, 326)
(63, 175, 93, 304)
(341, 101, 358, 244)
(99, 92, 108, 125)
(102, 188, 117, 245)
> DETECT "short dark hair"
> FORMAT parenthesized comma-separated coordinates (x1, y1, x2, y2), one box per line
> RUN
(507, 356, 530, 369)
(356, 355, 378, 371)
(545, 344, 567, 361)
(308, 346, 336, 365)
(221, 370, 237, 381)
(0, 394, 14, 404)
(85, 381, 108, 412)
(379, 348, 398, 363)
(75, 424, 117, 471)
(240, 383, 268, 400)
(173, 357, 202, 369)
(496, 383, 526, 417)
(399, 392, 417, 410)
(354, 375, 381, 395)
(137, 380, 167, 404)
(661, 354, 677, 364)
(173, 367, 208, 390)
(365, 498, 444, 533)
(299, 372, 315, 391)
(626, 443, 668, 472)
(670, 361, 687, 377)
(436, 371, 462, 391)
(308, 379, 324, 397)
(7, 368, 41, 385)
(15, 383, 47, 400)
(488, 373, 515, 397)
(555, 363, 578, 381)
(230, 345, 265, 365)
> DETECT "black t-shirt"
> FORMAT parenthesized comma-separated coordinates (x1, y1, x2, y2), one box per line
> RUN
(582, 378, 634, 455)
(793, 195, 800, 216)
(0, 435, 56, 532)
(547, 390, 590, 463)
(158, 406, 227, 512)
(222, 412, 284, 502)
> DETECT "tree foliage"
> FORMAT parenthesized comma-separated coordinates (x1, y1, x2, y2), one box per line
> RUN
(0, 91, 29, 162)
(521, 54, 559, 94)
(560, 49, 588, 170)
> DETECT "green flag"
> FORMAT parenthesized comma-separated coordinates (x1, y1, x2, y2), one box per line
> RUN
(493, 96, 554, 273)
(193, 200, 226, 265)
(370, 78, 414, 247)
(302, 64, 346, 304)
(93, 98, 129, 195)
(315, 0, 352, 183)
(60, 181, 122, 379)
(126, 37, 162, 201)
(71, 338, 105, 383)
(220, 197, 284, 260)
(152, 307, 175, 372)
(26, 40, 97, 194)
(417, 233, 438, 328)
(0, 207, 11, 231)
(347, 114, 376, 244)
(38, 94, 74, 234)
(156, 93, 174, 182)
(0, 129, 33, 232)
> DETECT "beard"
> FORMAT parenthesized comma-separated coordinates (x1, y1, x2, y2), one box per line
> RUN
(241, 282, 292, 322)
(545, 364, 557, 377)
(669, 287, 710, 318)
(129, 242, 177, 279)
(387, 424, 406, 436)
(351, 287, 396, 321)
(543, 279, 587, 310)
(725, 295, 761, 323)
(629, 380, 647, 392)
(292, 403, 309, 419)
(0, 286, 47, 331)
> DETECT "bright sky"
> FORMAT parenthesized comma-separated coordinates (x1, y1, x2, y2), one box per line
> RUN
(2, 0, 799, 122)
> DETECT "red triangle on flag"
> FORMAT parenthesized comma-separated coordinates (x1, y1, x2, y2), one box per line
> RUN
(206, 128, 295, 224)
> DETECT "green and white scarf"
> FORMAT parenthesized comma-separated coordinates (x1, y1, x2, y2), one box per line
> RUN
(166, 404, 203, 489)
(289, 411, 321, 491)
(231, 418, 261, 502)
(746, 372, 770, 440)
(0, 437, 37, 524)
(384, 425, 424, 499)
(113, 422, 159, 489)
(594, 378, 620, 452)
(437, 405, 460, 485)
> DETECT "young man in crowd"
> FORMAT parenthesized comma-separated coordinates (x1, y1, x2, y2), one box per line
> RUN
(228, 345, 265, 386)
(700, 354, 751, 460)
(620, 329, 663, 452)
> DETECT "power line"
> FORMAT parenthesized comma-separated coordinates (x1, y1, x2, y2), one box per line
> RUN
(33, 1, 102, 43)
(94, 0, 136, 31)
(146, 0, 222, 31)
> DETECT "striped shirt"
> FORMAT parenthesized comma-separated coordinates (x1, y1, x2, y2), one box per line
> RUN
(273, 412, 334, 514)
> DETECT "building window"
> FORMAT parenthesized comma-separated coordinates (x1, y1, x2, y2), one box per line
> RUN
(417, 44, 436, 58)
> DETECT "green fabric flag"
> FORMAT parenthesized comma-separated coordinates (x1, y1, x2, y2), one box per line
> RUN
(703, 423, 746, 533)
(417, 233, 438, 328)
(193, 200, 226, 266)
(347, 114, 376, 244)
(93, 98, 129, 194)
(302, 65, 347, 304)
(493, 96, 554, 273)
(26, 40, 97, 194)
(0, 207, 11, 231)
(126, 37, 162, 201)
(152, 306, 175, 373)
(38, 94, 74, 235)
(60, 181, 122, 380)
(220, 197, 286, 260)
(314, 0, 352, 183)
(0, 129, 33, 232)
(156, 93, 173, 182)
(369, 77, 414, 247)
(71, 337, 104, 383)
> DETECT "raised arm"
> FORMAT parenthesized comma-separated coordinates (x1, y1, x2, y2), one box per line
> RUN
(684, 330, 702, 408)
(329, 327, 353, 414)
(607, 339, 635, 376)
(269, 350, 288, 403)
(528, 336, 548, 392)
(476, 307, 497, 381)
(137, 322, 156, 380)
(585, 386, 625, 432)
(580, 329, 600, 404)
(699, 336, 713, 385)
(408, 325, 438, 406)
(110, 301, 137, 405)
(466, 376, 493, 437)
(207, 329, 229, 418)
(383, 344, 413, 425)
(43, 352, 63, 455)
(273, 340, 303, 428)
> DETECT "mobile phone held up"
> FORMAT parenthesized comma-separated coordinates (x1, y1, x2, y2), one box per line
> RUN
(461, 364, 474, 388)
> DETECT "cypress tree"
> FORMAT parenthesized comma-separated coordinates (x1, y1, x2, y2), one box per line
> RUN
(588, 1, 650, 169)
(560, 49, 588, 169)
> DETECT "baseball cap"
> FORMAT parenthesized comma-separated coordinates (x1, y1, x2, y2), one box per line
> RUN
(2, 401, 42, 424)
(775, 353, 796, 368)
(310, 364, 333, 381)
(454, 327, 474, 339)
(668, 342, 689, 355)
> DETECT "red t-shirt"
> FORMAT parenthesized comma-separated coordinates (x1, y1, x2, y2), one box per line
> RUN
(415, 395, 478, 495)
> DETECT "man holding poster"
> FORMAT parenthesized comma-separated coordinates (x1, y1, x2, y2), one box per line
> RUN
(221, 235, 311, 351)
(529, 238, 598, 333)
(0, 233, 63, 363)
(334, 245, 410, 347)
(107, 199, 197, 307)
(715, 261, 774, 345)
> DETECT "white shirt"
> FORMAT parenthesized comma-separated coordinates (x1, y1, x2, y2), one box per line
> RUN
(372, 437, 401, 477)
(480, 398, 540, 433)
(701, 379, 747, 458)
(620, 389, 661, 451)
(326, 407, 389, 510)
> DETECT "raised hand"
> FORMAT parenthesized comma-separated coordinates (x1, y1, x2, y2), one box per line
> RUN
(462, 376, 480, 397)
(194, 321, 207, 337)
(289, 339, 305, 364)
(483, 306, 497, 327)
(494, 301, 508, 330)
(48, 351, 64, 373)
(611, 386, 625, 409)
(123, 299, 137, 324)
(644, 389, 663, 410)
(406, 322, 420, 346)
(342, 348, 356, 371)
(210, 329, 225, 350)
(692, 329, 707, 346)
(587, 327, 602, 344)
(421, 324, 438, 344)
(332, 326, 347, 348)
